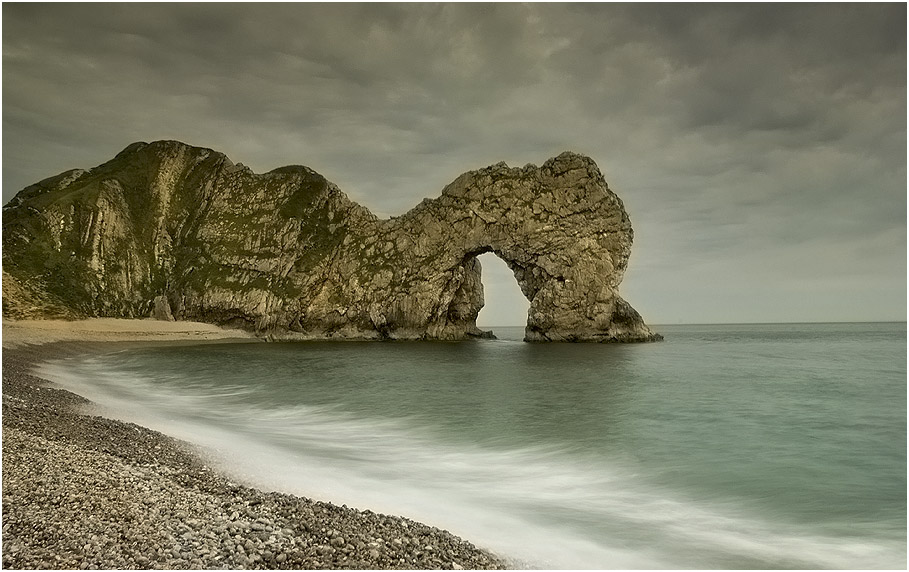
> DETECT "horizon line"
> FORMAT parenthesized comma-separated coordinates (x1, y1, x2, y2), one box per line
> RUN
(477, 320, 907, 328)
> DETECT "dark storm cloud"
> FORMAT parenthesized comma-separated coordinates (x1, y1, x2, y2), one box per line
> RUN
(3, 3, 905, 323)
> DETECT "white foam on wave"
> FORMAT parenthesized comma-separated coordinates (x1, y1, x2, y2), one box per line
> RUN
(38, 357, 906, 570)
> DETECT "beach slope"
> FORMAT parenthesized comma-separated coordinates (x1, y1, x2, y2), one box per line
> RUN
(2, 319, 506, 569)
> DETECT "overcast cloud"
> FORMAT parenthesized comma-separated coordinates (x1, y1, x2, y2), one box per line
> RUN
(3, 3, 905, 325)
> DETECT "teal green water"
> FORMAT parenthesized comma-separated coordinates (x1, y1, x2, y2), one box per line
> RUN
(42, 323, 906, 569)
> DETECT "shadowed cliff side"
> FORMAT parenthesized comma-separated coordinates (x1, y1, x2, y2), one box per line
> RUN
(2, 140, 661, 342)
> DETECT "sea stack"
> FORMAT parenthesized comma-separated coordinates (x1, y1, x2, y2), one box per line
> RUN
(2, 140, 661, 342)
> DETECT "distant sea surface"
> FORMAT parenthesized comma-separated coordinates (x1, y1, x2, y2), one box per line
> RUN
(40, 322, 906, 569)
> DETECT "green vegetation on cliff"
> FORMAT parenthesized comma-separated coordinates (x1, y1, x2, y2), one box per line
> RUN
(3, 140, 660, 342)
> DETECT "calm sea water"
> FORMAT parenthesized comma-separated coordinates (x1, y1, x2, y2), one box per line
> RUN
(39, 323, 906, 569)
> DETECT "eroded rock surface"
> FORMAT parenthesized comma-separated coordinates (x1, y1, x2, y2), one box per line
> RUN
(2, 140, 661, 342)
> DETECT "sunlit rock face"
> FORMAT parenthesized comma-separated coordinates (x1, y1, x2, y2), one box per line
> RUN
(2, 140, 661, 342)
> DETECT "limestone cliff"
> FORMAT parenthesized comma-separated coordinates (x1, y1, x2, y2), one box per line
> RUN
(2, 140, 661, 342)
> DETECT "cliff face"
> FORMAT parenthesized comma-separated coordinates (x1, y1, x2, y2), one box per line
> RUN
(2, 140, 661, 342)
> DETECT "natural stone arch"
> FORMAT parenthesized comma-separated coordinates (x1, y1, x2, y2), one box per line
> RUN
(331, 151, 660, 342)
(2, 141, 661, 342)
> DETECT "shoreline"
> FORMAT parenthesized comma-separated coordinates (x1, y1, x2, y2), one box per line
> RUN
(2, 319, 508, 570)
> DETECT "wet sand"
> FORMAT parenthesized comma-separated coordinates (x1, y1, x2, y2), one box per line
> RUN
(2, 319, 507, 569)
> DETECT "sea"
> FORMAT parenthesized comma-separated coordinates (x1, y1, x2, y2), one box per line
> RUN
(37, 322, 906, 569)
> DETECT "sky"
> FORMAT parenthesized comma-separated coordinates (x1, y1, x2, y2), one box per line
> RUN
(3, 3, 906, 325)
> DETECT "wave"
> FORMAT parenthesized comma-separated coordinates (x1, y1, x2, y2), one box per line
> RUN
(37, 355, 906, 569)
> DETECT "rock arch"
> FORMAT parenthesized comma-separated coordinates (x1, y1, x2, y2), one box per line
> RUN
(2, 141, 661, 342)
(346, 151, 660, 342)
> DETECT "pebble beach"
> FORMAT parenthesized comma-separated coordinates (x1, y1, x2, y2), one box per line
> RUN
(2, 320, 507, 570)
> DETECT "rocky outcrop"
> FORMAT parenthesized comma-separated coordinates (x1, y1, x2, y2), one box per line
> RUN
(2, 140, 661, 342)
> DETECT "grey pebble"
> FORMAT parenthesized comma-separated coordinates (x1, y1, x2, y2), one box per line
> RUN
(1, 346, 508, 571)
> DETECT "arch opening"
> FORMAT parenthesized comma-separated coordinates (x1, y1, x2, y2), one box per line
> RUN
(475, 252, 531, 333)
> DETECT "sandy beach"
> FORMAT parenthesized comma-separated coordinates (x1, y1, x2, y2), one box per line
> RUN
(1, 319, 506, 570)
